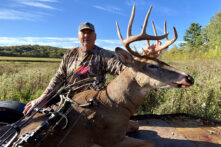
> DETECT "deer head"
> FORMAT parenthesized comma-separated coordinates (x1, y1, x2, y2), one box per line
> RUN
(115, 4, 194, 90)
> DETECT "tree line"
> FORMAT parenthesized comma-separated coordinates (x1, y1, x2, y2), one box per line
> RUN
(0, 45, 68, 58)
(1, 11, 220, 59)
(165, 10, 221, 59)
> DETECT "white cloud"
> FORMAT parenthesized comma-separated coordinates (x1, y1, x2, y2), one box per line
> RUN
(0, 37, 123, 50)
(0, 9, 42, 21)
(0, 0, 59, 20)
(93, 5, 126, 16)
(38, 0, 58, 2)
(19, 1, 56, 9)
(0, 37, 77, 48)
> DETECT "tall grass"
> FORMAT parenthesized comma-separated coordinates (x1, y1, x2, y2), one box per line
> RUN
(0, 56, 61, 62)
(0, 62, 59, 102)
(0, 58, 220, 120)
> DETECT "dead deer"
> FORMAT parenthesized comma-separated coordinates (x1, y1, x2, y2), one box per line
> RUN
(5, 4, 194, 147)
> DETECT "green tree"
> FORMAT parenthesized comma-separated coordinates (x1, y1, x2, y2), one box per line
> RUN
(0, 45, 67, 58)
(204, 11, 221, 50)
(183, 23, 204, 50)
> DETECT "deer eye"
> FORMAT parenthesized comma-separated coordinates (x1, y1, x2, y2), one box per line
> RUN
(143, 64, 158, 71)
(148, 65, 158, 68)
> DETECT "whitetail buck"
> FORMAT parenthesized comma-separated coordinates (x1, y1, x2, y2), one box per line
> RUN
(1, 4, 194, 147)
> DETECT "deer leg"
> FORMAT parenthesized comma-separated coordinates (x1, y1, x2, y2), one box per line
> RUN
(119, 136, 155, 147)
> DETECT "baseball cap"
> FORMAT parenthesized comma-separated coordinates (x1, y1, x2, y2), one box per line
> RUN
(79, 22, 95, 31)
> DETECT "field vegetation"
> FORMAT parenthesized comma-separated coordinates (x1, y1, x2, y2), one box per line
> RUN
(0, 56, 61, 62)
(0, 60, 59, 102)
(0, 45, 67, 58)
(0, 57, 220, 121)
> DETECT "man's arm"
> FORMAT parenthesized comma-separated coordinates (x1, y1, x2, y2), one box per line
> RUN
(23, 52, 69, 114)
(39, 57, 67, 100)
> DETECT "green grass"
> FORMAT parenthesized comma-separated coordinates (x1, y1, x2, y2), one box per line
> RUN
(0, 58, 220, 120)
(0, 56, 61, 62)
(0, 61, 59, 102)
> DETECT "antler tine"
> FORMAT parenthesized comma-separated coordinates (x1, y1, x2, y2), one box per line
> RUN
(141, 25, 150, 47)
(134, 46, 138, 53)
(164, 21, 169, 41)
(152, 20, 160, 44)
(116, 4, 142, 58)
(117, 20, 140, 57)
(152, 21, 157, 36)
(146, 40, 150, 47)
(139, 5, 168, 41)
(116, 21, 124, 43)
(155, 26, 178, 52)
(141, 5, 152, 35)
(127, 3, 136, 37)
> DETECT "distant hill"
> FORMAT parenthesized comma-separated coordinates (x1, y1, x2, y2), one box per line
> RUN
(0, 45, 68, 58)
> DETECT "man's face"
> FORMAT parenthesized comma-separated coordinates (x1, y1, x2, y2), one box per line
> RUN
(78, 29, 96, 51)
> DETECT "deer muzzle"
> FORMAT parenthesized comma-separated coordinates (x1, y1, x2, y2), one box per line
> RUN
(172, 75, 194, 88)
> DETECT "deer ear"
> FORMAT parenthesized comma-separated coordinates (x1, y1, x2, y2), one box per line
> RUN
(115, 47, 134, 67)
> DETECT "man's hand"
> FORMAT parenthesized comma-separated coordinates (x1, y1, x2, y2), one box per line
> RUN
(142, 41, 164, 58)
(23, 96, 47, 115)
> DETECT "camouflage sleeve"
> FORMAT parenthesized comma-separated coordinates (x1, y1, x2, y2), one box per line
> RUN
(39, 52, 69, 99)
(101, 49, 126, 75)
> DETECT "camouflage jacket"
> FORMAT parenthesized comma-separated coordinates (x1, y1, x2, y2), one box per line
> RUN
(41, 45, 124, 99)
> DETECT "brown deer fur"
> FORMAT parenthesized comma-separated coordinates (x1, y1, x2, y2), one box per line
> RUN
(17, 48, 194, 147)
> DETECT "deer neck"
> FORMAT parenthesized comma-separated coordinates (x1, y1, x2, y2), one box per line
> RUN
(107, 68, 151, 115)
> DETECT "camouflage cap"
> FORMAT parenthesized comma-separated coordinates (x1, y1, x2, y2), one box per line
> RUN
(79, 22, 95, 31)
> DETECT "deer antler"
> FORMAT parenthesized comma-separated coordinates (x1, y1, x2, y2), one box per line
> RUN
(149, 20, 178, 52)
(116, 4, 177, 58)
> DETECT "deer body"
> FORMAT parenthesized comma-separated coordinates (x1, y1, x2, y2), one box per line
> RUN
(17, 53, 193, 147)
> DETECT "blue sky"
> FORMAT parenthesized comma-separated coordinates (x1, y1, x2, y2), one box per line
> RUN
(0, 0, 221, 51)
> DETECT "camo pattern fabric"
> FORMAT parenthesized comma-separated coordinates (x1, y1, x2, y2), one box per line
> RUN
(40, 45, 124, 98)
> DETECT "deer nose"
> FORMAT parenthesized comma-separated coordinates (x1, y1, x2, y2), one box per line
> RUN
(186, 75, 194, 85)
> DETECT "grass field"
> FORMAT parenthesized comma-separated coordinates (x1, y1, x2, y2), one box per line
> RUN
(0, 59, 60, 102)
(0, 56, 61, 62)
(0, 57, 220, 120)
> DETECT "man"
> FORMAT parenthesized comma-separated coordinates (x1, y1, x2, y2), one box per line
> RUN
(23, 22, 162, 132)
